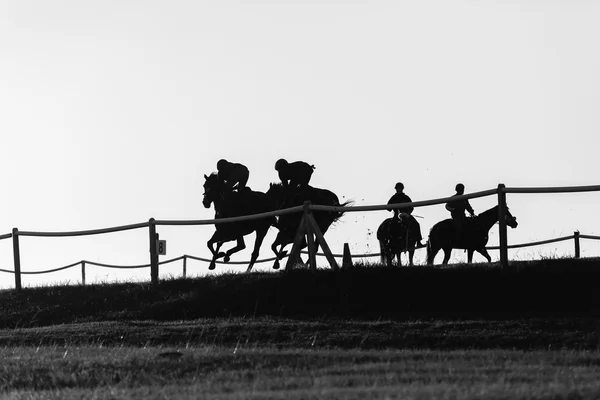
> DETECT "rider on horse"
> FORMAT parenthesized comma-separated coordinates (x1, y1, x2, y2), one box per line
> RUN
(274, 159, 315, 188)
(387, 182, 413, 219)
(445, 183, 476, 241)
(387, 182, 425, 247)
(217, 159, 250, 193)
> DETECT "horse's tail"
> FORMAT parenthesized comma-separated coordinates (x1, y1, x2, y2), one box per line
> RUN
(331, 200, 353, 224)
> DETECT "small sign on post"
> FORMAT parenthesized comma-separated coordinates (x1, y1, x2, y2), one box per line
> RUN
(157, 239, 166, 255)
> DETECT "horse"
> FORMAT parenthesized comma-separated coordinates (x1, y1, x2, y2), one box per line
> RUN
(426, 205, 518, 265)
(202, 173, 276, 272)
(266, 183, 350, 269)
(377, 213, 421, 267)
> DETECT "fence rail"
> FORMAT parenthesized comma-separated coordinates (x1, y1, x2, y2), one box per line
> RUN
(16, 222, 150, 238)
(2, 232, 598, 285)
(485, 234, 576, 250)
(2, 183, 599, 290)
(0, 233, 12, 241)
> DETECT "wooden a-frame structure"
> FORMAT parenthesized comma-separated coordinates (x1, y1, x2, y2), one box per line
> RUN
(284, 202, 340, 271)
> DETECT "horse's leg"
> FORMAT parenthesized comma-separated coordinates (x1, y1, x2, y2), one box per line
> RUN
(396, 248, 402, 267)
(223, 237, 246, 262)
(247, 228, 268, 272)
(271, 231, 293, 270)
(207, 235, 226, 270)
(379, 241, 388, 266)
(442, 247, 452, 265)
(271, 236, 283, 270)
(207, 233, 219, 256)
(426, 241, 438, 265)
(408, 245, 415, 266)
(477, 248, 492, 263)
(467, 249, 474, 264)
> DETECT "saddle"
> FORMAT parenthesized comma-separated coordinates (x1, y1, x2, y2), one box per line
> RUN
(396, 213, 418, 230)
(221, 188, 256, 216)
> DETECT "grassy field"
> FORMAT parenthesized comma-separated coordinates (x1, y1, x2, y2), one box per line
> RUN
(3, 346, 600, 399)
(1, 258, 600, 399)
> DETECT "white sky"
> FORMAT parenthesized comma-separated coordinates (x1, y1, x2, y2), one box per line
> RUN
(1, 1, 599, 288)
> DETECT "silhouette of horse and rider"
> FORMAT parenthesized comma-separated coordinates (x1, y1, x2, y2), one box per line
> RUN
(203, 158, 347, 271)
(377, 182, 425, 267)
(427, 183, 518, 265)
(266, 182, 351, 270)
(202, 172, 274, 272)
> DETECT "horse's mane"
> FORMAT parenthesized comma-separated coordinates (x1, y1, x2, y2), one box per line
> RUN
(477, 205, 498, 220)
(477, 204, 511, 220)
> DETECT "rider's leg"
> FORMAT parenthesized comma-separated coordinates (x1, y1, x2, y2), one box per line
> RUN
(413, 218, 425, 247)
(451, 213, 464, 242)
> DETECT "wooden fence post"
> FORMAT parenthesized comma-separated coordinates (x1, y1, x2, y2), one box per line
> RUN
(149, 218, 159, 284)
(12, 228, 21, 291)
(304, 204, 339, 270)
(81, 261, 86, 285)
(342, 243, 353, 268)
(285, 214, 307, 271)
(303, 202, 318, 271)
(497, 184, 508, 270)
(183, 255, 187, 279)
(574, 231, 580, 259)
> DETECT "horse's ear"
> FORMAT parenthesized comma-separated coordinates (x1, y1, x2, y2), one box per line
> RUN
(204, 174, 208, 179)
(269, 183, 273, 188)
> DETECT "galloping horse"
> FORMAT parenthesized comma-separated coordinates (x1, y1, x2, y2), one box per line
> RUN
(202, 173, 276, 271)
(266, 183, 350, 269)
(427, 205, 518, 265)
(377, 213, 421, 267)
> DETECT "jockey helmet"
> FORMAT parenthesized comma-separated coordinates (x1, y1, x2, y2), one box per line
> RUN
(455, 183, 465, 192)
(274, 158, 288, 171)
(395, 182, 404, 190)
(217, 159, 228, 170)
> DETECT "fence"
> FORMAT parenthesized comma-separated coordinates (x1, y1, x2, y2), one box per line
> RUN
(1, 183, 599, 290)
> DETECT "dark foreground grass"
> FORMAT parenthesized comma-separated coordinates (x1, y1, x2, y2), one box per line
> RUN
(1, 318, 600, 351)
(2, 346, 600, 399)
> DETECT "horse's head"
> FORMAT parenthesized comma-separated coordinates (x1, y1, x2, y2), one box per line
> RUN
(505, 207, 518, 228)
(202, 173, 222, 209)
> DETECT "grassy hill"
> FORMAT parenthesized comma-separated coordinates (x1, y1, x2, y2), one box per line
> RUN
(1, 257, 599, 329)
(2, 259, 600, 398)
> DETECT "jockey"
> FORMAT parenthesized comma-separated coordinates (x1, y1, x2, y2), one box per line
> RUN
(445, 183, 476, 240)
(387, 182, 425, 247)
(216, 159, 250, 193)
(387, 182, 413, 219)
(274, 159, 315, 188)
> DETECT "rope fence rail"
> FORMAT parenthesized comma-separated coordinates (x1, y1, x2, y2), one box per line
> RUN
(2, 183, 599, 290)
(1, 231, 598, 287)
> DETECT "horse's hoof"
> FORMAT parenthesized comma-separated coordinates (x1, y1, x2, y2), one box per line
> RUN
(223, 255, 230, 263)
(273, 262, 280, 270)
(209, 263, 216, 270)
(217, 252, 226, 258)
